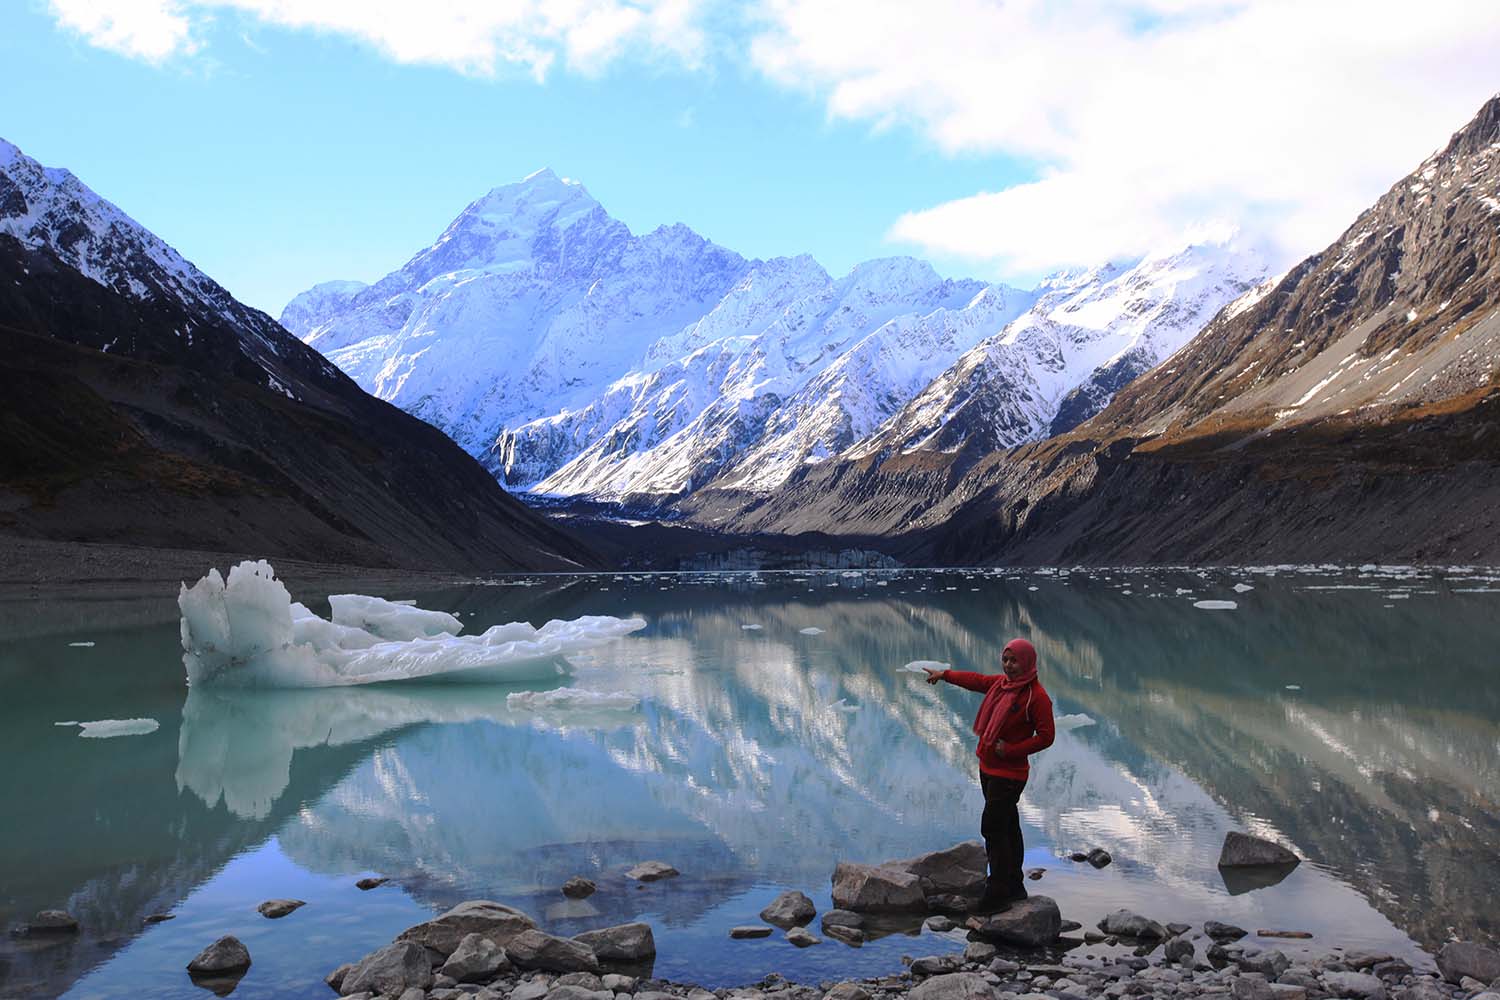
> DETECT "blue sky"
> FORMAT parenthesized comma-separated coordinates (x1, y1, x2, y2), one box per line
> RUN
(3, 2, 1497, 316)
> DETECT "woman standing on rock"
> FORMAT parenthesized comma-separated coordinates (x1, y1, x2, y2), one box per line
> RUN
(925, 637, 1055, 914)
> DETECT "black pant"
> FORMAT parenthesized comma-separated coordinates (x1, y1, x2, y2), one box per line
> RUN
(979, 772, 1027, 896)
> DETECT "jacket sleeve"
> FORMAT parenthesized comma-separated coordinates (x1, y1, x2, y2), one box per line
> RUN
(940, 669, 1000, 693)
(1000, 685, 1056, 758)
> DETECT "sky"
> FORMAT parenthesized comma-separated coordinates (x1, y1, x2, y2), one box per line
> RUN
(2, 1, 1498, 316)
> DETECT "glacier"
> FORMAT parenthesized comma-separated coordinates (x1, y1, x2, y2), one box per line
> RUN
(178, 560, 645, 688)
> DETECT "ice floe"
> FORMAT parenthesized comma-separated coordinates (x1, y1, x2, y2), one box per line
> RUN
(179, 560, 646, 688)
(900, 660, 950, 674)
(1054, 713, 1096, 731)
(1193, 600, 1238, 610)
(58, 718, 160, 738)
(67, 641, 96, 648)
(741, 623, 763, 631)
(507, 688, 639, 712)
(799, 627, 825, 635)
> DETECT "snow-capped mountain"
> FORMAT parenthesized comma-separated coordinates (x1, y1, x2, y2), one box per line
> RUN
(281, 169, 754, 454)
(846, 237, 1270, 463)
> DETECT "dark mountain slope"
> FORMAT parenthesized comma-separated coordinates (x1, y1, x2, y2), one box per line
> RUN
(0, 154, 594, 571)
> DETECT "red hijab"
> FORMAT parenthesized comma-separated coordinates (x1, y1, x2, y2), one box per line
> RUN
(973, 638, 1038, 746)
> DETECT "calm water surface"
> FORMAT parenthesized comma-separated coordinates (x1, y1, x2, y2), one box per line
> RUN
(2, 567, 1498, 999)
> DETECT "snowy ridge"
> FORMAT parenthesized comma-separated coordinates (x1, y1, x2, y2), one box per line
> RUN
(847, 236, 1269, 460)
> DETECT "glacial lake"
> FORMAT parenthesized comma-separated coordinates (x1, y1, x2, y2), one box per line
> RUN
(3, 566, 1498, 999)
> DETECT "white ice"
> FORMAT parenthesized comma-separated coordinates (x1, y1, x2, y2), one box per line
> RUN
(507, 688, 639, 711)
(179, 560, 646, 688)
(1055, 713, 1096, 731)
(1233, 583, 1255, 593)
(741, 623, 763, 630)
(68, 641, 96, 647)
(900, 660, 950, 673)
(1193, 600, 1238, 610)
(63, 718, 160, 738)
(799, 627, 825, 635)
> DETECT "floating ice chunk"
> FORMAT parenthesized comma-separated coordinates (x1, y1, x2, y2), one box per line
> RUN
(799, 627, 825, 635)
(900, 660, 950, 674)
(507, 688, 639, 711)
(54, 720, 79, 726)
(1285, 684, 1302, 690)
(1054, 713, 1096, 731)
(72, 718, 159, 738)
(825, 698, 860, 713)
(1233, 583, 1255, 593)
(741, 623, 763, 631)
(179, 560, 646, 688)
(68, 641, 96, 647)
(1193, 600, 1238, 610)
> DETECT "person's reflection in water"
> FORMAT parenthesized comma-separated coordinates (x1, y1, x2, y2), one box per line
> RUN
(926, 637, 1056, 914)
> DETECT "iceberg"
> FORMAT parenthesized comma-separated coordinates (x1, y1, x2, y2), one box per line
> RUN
(1193, 599, 1238, 610)
(59, 718, 160, 738)
(178, 560, 646, 688)
(900, 660, 950, 674)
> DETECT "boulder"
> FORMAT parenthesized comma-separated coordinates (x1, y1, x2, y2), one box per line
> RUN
(1026, 868, 1046, 881)
(967, 895, 1062, 948)
(341, 941, 432, 996)
(912, 955, 965, 977)
(355, 877, 389, 890)
(557, 973, 605, 989)
(573, 922, 655, 962)
(760, 890, 816, 927)
(512, 979, 553, 1000)
(1219, 832, 1299, 868)
(925, 915, 958, 932)
(1238, 951, 1292, 979)
(823, 984, 871, 1000)
(600, 974, 635, 991)
(821, 909, 864, 929)
(27, 911, 80, 934)
(1164, 938, 1195, 964)
(1205, 921, 1249, 940)
(830, 862, 925, 912)
(1086, 849, 1113, 869)
(1346, 951, 1395, 971)
(824, 924, 864, 946)
(186, 936, 252, 974)
(926, 894, 976, 915)
(440, 933, 511, 983)
(562, 877, 597, 899)
(965, 941, 998, 964)
(1397, 980, 1448, 1000)
(908, 971, 998, 1000)
(326, 963, 354, 992)
(546, 987, 613, 1000)
(730, 926, 773, 939)
(786, 926, 820, 947)
(257, 899, 305, 919)
(1321, 971, 1386, 1000)
(398, 900, 537, 956)
(884, 841, 989, 897)
(509, 930, 601, 973)
(1166, 923, 1192, 937)
(1437, 943, 1500, 985)
(1097, 909, 1168, 940)
(1232, 976, 1276, 1000)
(625, 862, 678, 882)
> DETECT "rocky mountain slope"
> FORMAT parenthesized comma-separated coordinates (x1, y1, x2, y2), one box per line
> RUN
(675, 94, 1500, 565)
(290, 175, 1268, 507)
(0, 139, 594, 571)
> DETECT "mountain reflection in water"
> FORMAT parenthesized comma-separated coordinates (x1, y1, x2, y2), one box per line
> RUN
(2, 567, 1496, 999)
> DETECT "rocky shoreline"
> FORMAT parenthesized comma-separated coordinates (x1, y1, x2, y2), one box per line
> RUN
(149, 838, 1500, 1000)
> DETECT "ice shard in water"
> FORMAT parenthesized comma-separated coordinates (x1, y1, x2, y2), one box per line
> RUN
(179, 560, 646, 688)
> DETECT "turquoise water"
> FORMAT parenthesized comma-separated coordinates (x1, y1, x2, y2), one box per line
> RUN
(2, 567, 1498, 998)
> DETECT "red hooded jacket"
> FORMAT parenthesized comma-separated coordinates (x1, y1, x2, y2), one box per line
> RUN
(941, 638, 1056, 780)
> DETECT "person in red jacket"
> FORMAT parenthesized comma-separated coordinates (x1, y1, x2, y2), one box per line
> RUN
(925, 637, 1056, 914)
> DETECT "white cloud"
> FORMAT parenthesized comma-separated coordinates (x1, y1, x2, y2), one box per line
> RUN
(750, 0, 1500, 274)
(48, 0, 711, 79)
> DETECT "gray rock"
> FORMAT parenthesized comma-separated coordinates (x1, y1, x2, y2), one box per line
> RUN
(1086, 849, 1113, 869)
(573, 922, 655, 962)
(821, 909, 865, 929)
(342, 941, 432, 996)
(326, 963, 354, 992)
(908, 972, 998, 1000)
(830, 862, 926, 912)
(787, 927, 821, 947)
(1026, 868, 1046, 881)
(912, 955, 966, 977)
(731, 926, 774, 939)
(601, 974, 635, 992)
(1097, 910, 1168, 940)
(1269, 984, 1308, 1000)
(823, 984, 871, 1000)
(965, 941, 998, 964)
(968, 895, 1062, 948)
(563, 877, 597, 899)
(634, 993, 677, 1000)
(557, 973, 605, 989)
(399, 900, 538, 957)
(1166, 923, 1192, 937)
(925, 916, 958, 933)
(433, 973, 458, 988)
(1238, 952, 1292, 979)
(1322, 971, 1386, 1000)
(1218, 832, 1299, 868)
(1437, 943, 1500, 985)
(355, 877, 389, 890)
(1346, 952, 1396, 972)
(761, 891, 817, 927)
(397, 989, 426, 1000)
(1206, 921, 1249, 940)
(145, 913, 175, 924)
(257, 898, 305, 919)
(512, 978, 554, 1000)
(27, 910, 80, 934)
(1165, 938, 1196, 965)
(1459, 979, 1488, 994)
(884, 842, 990, 897)
(509, 930, 601, 973)
(1232, 977, 1276, 1000)
(1084, 931, 1107, 944)
(625, 862, 678, 882)
(546, 987, 613, 1000)
(824, 924, 864, 947)
(441, 932, 511, 983)
(927, 893, 977, 915)
(187, 936, 252, 975)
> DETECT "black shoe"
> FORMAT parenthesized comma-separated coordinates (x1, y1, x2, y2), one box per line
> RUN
(970, 890, 1009, 916)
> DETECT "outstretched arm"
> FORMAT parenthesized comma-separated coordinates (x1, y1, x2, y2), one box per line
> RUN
(923, 667, 1000, 692)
